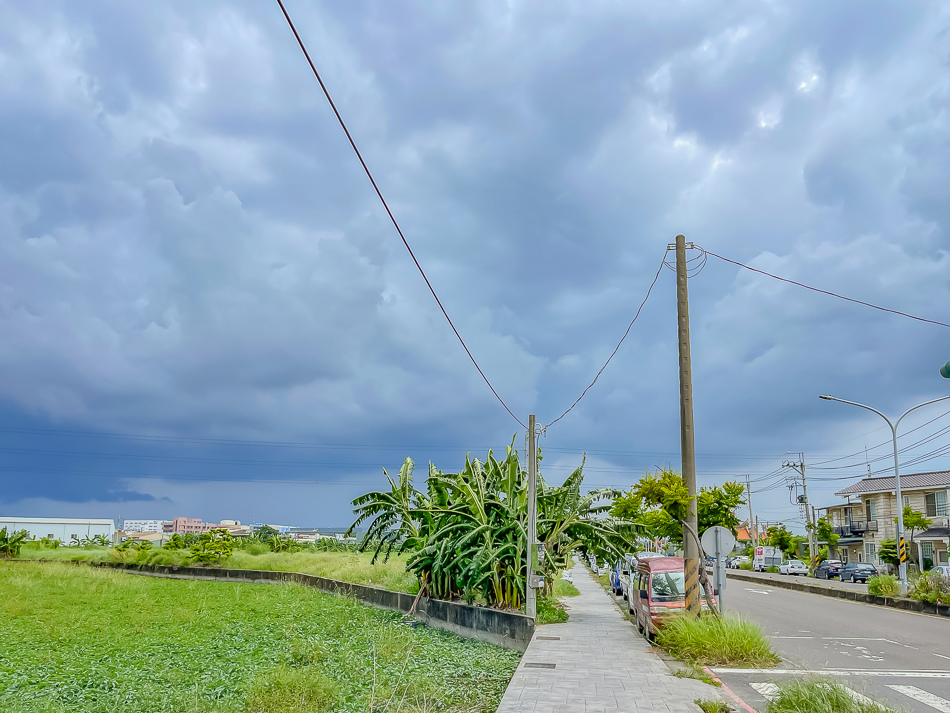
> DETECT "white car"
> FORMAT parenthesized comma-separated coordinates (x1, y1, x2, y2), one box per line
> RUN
(931, 565, 950, 580)
(779, 559, 808, 576)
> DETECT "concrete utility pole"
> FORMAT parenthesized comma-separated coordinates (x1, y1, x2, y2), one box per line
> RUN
(784, 455, 816, 568)
(745, 475, 756, 548)
(673, 234, 700, 614)
(526, 414, 538, 620)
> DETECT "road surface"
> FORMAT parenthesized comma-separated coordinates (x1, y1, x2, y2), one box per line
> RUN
(719, 579, 950, 712)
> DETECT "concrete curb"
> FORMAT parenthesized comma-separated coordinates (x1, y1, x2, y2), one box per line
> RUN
(12, 559, 534, 651)
(726, 570, 950, 618)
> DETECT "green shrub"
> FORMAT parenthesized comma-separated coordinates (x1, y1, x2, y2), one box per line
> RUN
(191, 528, 234, 565)
(866, 574, 900, 597)
(656, 614, 781, 667)
(695, 699, 730, 713)
(766, 680, 894, 712)
(766, 565, 780, 573)
(739, 562, 753, 570)
(908, 570, 950, 604)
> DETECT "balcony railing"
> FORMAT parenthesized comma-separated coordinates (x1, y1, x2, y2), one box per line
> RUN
(832, 521, 879, 536)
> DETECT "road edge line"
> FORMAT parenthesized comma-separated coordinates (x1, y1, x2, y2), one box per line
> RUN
(701, 666, 760, 713)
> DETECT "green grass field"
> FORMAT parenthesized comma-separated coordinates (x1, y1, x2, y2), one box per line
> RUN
(0, 562, 520, 713)
(17, 545, 419, 594)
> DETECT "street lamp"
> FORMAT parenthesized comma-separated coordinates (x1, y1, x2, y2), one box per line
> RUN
(819, 385, 950, 594)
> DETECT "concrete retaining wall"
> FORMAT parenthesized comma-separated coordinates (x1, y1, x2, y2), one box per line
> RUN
(86, 561, 534, 650)
(726, 569, 950, 618)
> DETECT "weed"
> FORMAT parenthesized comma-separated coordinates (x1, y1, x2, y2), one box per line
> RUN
(908, 570, 950, 604)
(695, 698, 731, 713)
(553, 573, 580, 598)
(866, 574, 900, 597)
(675, 665, 721, 687)
(536, 595, 569, 624)
(656, 614, 780, 668)
(766, 680, 895, 712)
(247, 665, 337, 712)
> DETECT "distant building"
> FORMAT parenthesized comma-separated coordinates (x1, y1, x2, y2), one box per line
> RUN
(163, 517, 207, 534)
(0, 516, 117, 543)
(249, 523, 294, 534)
(122, 519, 165, 533)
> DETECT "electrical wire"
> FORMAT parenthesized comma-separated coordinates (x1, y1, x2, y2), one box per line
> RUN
(274, 0, 526, 430)
(543, 250, 668, 428)
(703, 248, 950, 329)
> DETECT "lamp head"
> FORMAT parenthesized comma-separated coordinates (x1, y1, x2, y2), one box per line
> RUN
(941, 361, 950, 379)
(819, 395, 833, 400)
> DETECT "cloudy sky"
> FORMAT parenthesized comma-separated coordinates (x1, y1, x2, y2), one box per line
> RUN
(2, 0, 949, 530)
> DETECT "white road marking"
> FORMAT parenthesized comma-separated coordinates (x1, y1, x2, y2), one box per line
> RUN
(750, 682, 779, 701)
(887, 685, 950, 712)
(773, 636, 815, 639)
(744, 588, 771, 595)
(935, 653, 950, 661)
(712, 669, 950, 678)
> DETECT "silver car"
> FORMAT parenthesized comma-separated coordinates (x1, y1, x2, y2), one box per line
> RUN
(779, 559, 808, 576)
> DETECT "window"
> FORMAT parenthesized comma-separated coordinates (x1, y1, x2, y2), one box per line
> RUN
(47, 533, 54, 539)
(865, 542, 877, 564)
(922, 542, 934, 561)
(650, 571, 686, 602)
(903, 495, 910, 509)
(866, 498, 876, 522)
(919, 490, 947, 516)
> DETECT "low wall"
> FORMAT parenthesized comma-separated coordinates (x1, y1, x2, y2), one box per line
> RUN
(86, 561, 534, 651)
(726, 569, 950, 619)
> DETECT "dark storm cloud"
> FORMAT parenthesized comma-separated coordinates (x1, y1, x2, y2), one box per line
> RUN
(1, 0, 949, 525)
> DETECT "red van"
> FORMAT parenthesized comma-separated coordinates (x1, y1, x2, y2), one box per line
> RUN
(627, 556, 715, 638)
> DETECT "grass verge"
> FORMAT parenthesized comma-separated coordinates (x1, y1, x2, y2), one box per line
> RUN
(674, 665, 721, 687)
(695, 699, 731, 713)
(0, 561, 519, 712)
(656, 614, 780, 668)
(766, 680, 895, 713)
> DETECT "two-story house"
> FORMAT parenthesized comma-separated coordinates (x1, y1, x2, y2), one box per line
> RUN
(822, 470, 950, 567)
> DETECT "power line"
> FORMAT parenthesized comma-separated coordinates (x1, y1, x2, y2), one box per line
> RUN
(703, 248, 950, 329)
(274, 0, 525, 429)
(543, 250, 668, 428)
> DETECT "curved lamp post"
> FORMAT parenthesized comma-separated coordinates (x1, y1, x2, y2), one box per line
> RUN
(820, 362, 950, 594)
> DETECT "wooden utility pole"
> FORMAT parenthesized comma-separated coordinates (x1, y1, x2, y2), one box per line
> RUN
(526, 414, 538, 619)
(674, 234, 700, 614)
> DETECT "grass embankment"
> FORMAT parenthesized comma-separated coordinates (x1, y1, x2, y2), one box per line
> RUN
(656, 614, 781, 668)
(766, 681, 895, 713)
(0, 561, 519, 713)
(17, 545, 419, 594)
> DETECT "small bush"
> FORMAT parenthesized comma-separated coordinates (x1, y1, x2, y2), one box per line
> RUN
(739, 562, 753, 571)
(695, 699, 730, 713)
(657, 614, 780, 667)
(908, 570, 950, 604)
(866, 574, 900, 597)
(765, 565, 780, 573)
(766, 680, 894, 713)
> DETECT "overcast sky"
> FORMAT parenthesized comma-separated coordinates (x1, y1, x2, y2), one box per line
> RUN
(2, 0, 949, 530)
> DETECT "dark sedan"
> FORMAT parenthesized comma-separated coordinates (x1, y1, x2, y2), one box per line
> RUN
(839, 562, 879, 583)
(814, 559, 844, 579)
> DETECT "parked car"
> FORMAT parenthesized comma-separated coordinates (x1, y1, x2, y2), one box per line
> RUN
(619, 553, 637, 600)
(779, 559, 808, 576)
(629, 556, 715, 640)
(814, 559, 844, 579)
(929, 565, 950, 580)
(609, 560, 624, 596)
(729, 555, 751, 569)
(839, 562, 878, 583)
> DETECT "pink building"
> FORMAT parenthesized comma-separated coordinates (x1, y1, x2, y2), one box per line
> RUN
(163, 517, 206, 534)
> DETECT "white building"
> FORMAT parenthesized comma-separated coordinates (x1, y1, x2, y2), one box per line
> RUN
(0, 516, 117, 543)
(122, 519, 165, 533)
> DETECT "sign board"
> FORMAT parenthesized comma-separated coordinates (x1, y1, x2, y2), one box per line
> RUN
(701, 526, 737, 557)
(701, 526, 737, 615)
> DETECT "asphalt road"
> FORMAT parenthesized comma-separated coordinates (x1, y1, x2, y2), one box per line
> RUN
(718, 580, 950, 712)
(726, 567, 872, 593)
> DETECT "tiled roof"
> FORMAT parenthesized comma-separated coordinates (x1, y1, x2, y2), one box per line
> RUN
(917, 527, 950, 539)
(834, 470, 950, 497)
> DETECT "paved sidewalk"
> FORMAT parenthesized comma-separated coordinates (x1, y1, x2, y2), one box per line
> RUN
(495, 563, 717, 713)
